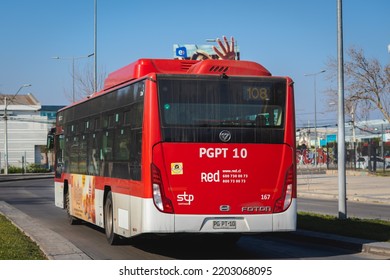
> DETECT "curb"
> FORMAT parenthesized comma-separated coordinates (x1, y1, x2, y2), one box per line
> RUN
(292, 230, 390, 257)
(0, 173, 54, 182)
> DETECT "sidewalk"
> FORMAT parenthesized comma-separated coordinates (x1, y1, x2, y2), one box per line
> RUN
(297, 171, 390, 205)
(0, 173, 389, 259)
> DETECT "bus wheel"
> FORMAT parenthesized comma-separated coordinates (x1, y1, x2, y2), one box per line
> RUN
(65, 191, 79, 225)
(104, 191, 120, 245)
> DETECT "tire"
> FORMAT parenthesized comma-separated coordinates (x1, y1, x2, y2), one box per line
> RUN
(104, 191, 120, 245)
(65, 190, 79, 225)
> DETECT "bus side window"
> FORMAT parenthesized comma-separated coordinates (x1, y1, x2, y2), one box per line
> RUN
(88, 133, 100, 176)
(102, 131, 113, 160)
(115, 129, 130, 161)
(55, 135, 64, 178)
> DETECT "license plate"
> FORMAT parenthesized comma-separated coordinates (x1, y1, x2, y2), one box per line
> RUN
(213, 220, 236, 229)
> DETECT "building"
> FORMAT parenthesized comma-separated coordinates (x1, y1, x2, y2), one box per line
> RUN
(40, 105, 65, 121)
(0, 93, 62, 170)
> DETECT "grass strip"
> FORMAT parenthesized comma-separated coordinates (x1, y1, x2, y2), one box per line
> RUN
(0, 214, 47, 260)
(298, 212, 390, 242)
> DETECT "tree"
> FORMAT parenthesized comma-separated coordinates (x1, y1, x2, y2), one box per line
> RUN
(63, 62, 107, 102)
(326, 47, 390, 123)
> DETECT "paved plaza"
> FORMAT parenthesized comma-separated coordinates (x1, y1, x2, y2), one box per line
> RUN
(298, 171, 390, 205)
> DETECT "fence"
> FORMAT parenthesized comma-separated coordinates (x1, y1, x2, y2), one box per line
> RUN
(297, 140, 390, 174)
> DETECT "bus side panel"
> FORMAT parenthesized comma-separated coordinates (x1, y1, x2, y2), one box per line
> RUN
(54, 180, 64, 208)
(110, 192, 154, 238)
(108, 195, 174, 237)
(58, 173, 151, 236)
(129, 195, 143, 236)
(68, 174, 97, 224)
(285, 79, 297, 198)
(94, 179, 144, 235)
(111, 192, 132, 238)
(141, 77, 160, 199)
(95, 188, 104, 228)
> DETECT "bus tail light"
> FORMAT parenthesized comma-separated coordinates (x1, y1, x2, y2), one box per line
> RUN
(151, 164, 174, 213)
(274, 166, 295, 213)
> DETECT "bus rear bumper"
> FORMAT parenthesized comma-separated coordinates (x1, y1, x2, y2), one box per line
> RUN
(140, 199, 297, 234)
(175, 199, 297, 233)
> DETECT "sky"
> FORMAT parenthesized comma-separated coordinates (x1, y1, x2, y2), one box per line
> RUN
(1, 0, 389, 128)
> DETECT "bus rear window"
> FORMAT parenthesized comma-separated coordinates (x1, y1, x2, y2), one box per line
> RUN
(162, 103, 283, 127)
(157, 75, 287, 144)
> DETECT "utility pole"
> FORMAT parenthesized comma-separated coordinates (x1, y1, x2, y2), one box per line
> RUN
(3, 97, 9, 175)
(94, 0, 98, 93)
(337, 0, 347, 219)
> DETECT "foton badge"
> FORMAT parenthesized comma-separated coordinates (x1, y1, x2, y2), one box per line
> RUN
(219, 130, 231, 142)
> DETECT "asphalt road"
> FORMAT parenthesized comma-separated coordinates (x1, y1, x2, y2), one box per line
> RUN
(0, 177, 389, 260)
(298, 197, 390, 221)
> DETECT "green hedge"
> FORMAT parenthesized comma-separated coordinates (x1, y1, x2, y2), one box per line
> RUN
(1, 164, 50, 174)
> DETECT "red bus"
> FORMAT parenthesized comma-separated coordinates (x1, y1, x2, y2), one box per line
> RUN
(51, 58, 296, 244)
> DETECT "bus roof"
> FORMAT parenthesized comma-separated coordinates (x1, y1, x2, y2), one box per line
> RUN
(58, 58, 273, 111)
(101, 58, 271, 92)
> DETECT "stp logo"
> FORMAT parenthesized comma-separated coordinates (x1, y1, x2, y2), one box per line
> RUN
(177, 192, 194, 205)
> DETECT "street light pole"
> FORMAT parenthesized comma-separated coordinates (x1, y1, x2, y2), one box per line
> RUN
(304, 70, 326, 166)
(337, 0, 347, 220)
(3, 84, 32, 175)
(4, 96, 8, 175)
(52, 54, 94, 102)
(94, 0, 98, 93)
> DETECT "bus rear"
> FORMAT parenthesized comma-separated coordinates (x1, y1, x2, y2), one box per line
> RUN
(149, 71, 296, 234)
